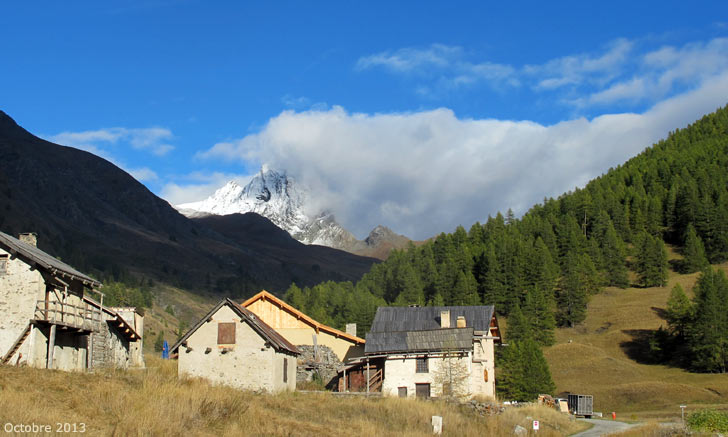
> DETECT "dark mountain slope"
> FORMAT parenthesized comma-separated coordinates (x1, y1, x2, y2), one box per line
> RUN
(193, 213, 378, 278)
(0, 110, 376, 294)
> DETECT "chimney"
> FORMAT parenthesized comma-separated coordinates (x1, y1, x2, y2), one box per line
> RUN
(19, 233, 37, 247)
(440, 310, 450, 328)
(456, 316, 466, 328)
(345, 323, 357, 337)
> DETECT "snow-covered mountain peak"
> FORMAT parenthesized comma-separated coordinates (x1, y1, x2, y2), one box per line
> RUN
(176, 168, 348, 246)
(176, 167, 412, 257)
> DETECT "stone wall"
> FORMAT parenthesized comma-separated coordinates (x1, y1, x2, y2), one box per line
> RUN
(296, 344, 342, 389)
(0, 247, 45, 364)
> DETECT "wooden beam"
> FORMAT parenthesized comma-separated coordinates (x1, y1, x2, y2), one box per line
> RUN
(47, 324, 57, 369)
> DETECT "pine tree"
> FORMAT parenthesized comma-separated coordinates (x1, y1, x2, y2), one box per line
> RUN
(682, 224, 709, 273)
(602, 222, 629, 288)
(518, 337, 556, 397)
(505, 304, 531, 344)
(689, 268, 728, 372)
(497, 332, 556, 400)
(636, 232, 669, 287)
(523, 288, 556, 346)
(555, 251, 592, 327)
(665, 284, 692, 339)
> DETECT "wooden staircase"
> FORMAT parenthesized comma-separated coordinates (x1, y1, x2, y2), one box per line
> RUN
(368, 367, 383, 392)
(1, 324, 31, 365)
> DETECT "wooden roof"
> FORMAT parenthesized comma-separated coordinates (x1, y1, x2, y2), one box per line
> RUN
(171, 298, 300, 356)
(241, 290, 365, 345)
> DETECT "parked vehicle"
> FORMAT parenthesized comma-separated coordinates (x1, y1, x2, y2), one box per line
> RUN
(567, 394, 593, 418)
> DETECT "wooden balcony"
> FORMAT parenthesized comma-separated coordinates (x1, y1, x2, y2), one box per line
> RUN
(33, 299, 103, 331)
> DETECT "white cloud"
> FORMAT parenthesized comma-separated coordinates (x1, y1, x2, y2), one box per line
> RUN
(356, 44, 518, 91)
(197, 73, 728, 240)
(48, 127, 175, 156)
(127, 167, 159, 182)
(160, 171, 253, 205)
(526, 38, 634, 90)
(358, 37, 728, 109)
(356, 44, 462, 72)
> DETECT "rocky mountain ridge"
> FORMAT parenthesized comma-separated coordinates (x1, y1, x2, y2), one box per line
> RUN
(177, 169, 411, 259)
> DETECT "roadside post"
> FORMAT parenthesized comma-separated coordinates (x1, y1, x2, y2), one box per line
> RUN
(680, 405, 687, 427)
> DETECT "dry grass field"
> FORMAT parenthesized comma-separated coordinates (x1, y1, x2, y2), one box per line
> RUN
(0, 357, 587, 437)
(544, 256, 728, 420)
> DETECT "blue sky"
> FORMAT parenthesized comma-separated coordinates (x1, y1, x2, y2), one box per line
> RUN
(2, 1, 728, 239)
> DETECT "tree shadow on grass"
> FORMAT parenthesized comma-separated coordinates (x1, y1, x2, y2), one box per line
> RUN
(620, 329, 660, 364)
(651, 306, 668, 320)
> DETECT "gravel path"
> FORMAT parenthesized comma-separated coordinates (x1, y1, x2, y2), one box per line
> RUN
(572, 418, 638, 436)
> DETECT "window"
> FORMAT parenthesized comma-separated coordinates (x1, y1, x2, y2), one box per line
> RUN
(398, 387, 407, 398)
(415, 383, 431, 399)
(0, 254, 7, 276)
(416, 357, 428, 373)
(217, 323, 235, 344)
(283, 358, 288, 383)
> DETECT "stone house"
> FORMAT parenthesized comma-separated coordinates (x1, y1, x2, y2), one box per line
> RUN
(0, 231, 144, 370)
(345, 306, 501, 399)
(242, 290, 365, 362)
(171, 298, 300, 392)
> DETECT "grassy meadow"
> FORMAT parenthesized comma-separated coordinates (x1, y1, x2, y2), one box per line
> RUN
(0, 357, 587, 436)
(544, 255, 728, 420)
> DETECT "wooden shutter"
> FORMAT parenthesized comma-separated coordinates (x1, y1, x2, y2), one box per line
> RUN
(283, 358, 288, 383)
(415, 383, 430, 399)
(217, 322, 236, 344)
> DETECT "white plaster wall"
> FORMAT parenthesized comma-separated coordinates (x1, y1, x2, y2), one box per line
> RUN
(381, 344, 495, 399)
(0, 248, 45, 365)
(29, 325, 48, 368)
(178, 305, 296, 392)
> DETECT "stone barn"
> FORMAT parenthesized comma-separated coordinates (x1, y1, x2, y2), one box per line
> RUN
(0, 231, 144, 370)
(346, 306, 501, 399)
(172, 298, 299, 392)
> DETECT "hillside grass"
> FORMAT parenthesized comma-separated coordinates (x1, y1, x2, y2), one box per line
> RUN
(0, 357, 587, 437)
(544, 254, 728, 420)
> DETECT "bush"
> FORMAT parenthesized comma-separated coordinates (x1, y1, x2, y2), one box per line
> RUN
(686, 409, 728, 433)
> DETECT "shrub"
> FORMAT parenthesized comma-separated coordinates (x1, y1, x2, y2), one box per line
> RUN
(686, 409, 728, 433)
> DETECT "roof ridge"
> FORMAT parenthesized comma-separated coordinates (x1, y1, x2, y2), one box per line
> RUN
(241, 290, 365, 344)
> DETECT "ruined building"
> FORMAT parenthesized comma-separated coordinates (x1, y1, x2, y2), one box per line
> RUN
(0, 231, 144, 370)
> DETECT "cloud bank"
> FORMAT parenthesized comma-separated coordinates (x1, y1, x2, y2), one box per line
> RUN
(198, 72, 728, 240)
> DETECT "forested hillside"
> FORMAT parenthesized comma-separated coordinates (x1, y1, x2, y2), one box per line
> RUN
(285, 105, 728, 348)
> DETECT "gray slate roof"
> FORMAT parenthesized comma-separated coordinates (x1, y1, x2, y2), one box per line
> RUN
(366, 328, 474, 354)
(364, 305, 495, 354)
(0, 231, 101, 287)
(369, 306, 495, 333)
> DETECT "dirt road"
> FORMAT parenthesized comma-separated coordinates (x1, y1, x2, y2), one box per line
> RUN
(572, 418, 638, 436)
